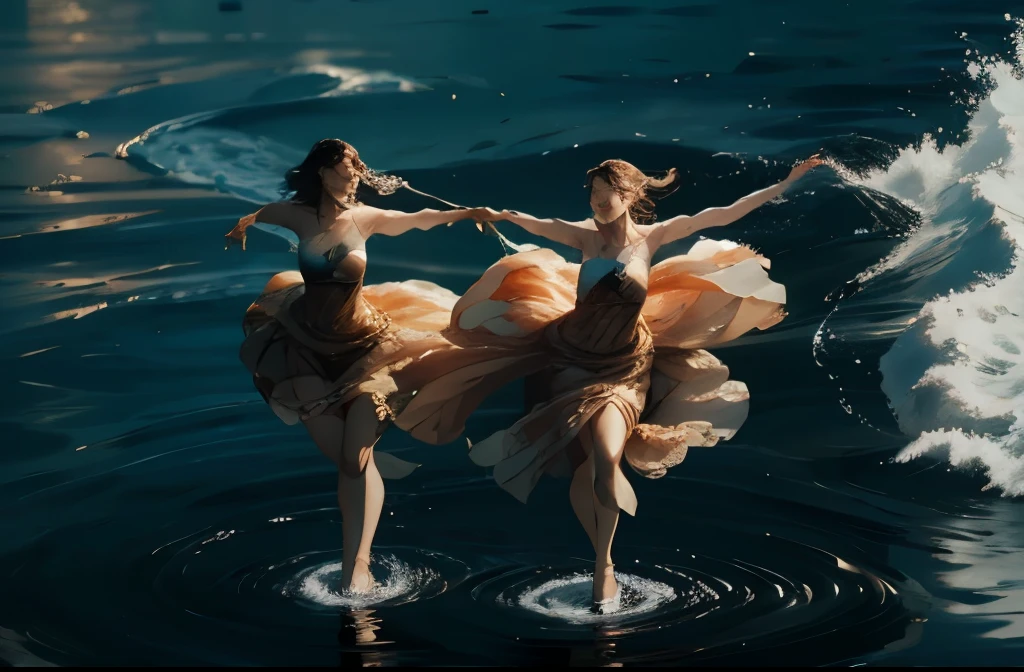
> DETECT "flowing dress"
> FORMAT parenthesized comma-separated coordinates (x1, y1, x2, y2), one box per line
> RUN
(238, 213, 464, 477)
(395, 235, 786, 511)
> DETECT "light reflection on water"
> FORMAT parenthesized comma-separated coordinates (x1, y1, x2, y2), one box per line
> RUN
(2, 0, 1024, 666)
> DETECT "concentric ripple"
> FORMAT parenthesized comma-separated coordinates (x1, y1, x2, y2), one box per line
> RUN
(453, 531, 917, 665)
(485, 564, 722, 627)
(471, 561, 729, 637)
(145, 513, 470, 624)
(285, 554, 446, 609)
(509, 570, 683, 624)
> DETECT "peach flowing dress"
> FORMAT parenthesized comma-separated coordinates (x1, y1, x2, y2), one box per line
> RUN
(238, 213, 463, 477)
(395, 235, 786, 511)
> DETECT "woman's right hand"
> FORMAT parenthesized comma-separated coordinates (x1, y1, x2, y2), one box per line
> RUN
(461, 207, 506, 232)
(464, 207, 505, 221)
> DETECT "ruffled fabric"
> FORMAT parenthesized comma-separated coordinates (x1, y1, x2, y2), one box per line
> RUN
(239, 271, 462, 478)
(394, 240, 785, 508)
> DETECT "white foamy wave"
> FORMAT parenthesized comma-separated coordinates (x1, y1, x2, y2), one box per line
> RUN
(144, 127, 300, 204)
(116, 65, 426, 248)
(504, 571, 679, 624)
(898, 426, 1024, 496)
(285, 554, 440, 608)
(116, 63, 423, 187)
(850, 136, 969, 284)
(864, 21, 1024, 495)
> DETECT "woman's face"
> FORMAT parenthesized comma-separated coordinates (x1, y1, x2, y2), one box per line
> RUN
(589, 176, 629, 223)
(321, 147, 360, 197)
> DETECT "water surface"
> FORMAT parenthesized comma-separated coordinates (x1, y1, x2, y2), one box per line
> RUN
(2, 0, 1024, 666)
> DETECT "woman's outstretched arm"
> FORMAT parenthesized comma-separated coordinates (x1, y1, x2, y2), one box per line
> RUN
(355, 206, 485, 237)
(469, 207, 589, 249)
(651, 156, 824, 247)
(224, 202, 306, 250)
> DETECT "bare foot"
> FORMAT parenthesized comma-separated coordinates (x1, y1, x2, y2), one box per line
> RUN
(592, 564, 619, 613)
(346, 557, 375, 594)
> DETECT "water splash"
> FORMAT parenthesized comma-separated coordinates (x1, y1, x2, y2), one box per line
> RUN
(504, 571, 684, 624)
(285, 554, 443, 609)
(848, 19, 1024, 495)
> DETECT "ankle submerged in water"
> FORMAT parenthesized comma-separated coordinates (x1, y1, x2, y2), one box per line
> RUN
(345, 557, 375, 594)
(592, 564, 620, 614)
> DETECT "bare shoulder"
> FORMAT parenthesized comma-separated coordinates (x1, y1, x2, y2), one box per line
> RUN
(343, 204, 401, 224)
(344, 204, 386, 232)
(259, 200, 320, 237)
(572, 218, 599, 240)
(347, 204, 386, 219)
(572, 219, 600, 243)
(639, 220, 670, 248)
(265, 200, 314, 221)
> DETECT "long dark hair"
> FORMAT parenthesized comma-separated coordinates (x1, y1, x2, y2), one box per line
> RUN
(282, 138, 405, 208)
(585, 159, 678, 225)
(282, 139, 366, 207)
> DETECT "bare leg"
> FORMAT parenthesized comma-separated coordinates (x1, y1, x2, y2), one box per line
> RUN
(338, 394, 385, 592)
(575, 404, 631, 606)
(569, 453, 598, 553)
(303, 394, 385, 593)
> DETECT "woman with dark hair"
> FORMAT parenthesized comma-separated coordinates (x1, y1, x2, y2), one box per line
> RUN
(395, 155, 823, 611)
(225, 138, 489, 593)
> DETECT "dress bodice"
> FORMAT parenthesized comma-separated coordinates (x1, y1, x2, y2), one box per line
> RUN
(559, 233, 651, 355)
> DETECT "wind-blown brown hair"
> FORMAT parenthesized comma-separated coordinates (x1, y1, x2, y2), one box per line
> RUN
(585, 159, 679, 225)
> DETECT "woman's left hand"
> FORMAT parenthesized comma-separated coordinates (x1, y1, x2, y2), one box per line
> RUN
(459, 207, 506, 232)
(464, 207, 504, 221)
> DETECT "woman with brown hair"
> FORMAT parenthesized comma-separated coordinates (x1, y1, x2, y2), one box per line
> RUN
(395, 155, 823, 612)
(225, 138, 491, 594)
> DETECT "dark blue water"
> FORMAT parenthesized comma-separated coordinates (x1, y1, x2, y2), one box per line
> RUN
(3, 0, 1024, 666)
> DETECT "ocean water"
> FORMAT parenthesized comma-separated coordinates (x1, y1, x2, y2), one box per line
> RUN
(2, 0, 1024, 666)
